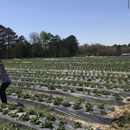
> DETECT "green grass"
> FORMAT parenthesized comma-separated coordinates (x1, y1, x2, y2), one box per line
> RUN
(0, 120, 33, 130)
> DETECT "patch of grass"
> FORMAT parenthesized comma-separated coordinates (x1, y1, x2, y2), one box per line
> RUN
(0, 120, 33, 130)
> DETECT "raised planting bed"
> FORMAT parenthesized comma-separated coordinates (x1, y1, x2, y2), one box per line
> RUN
(10, 78, 130, 97)
(0, 103, 91, 130)
(9, 70, 130, 87)
(10, 85, 126, 106)
(6, 88, 122, 124)
(9, 75, 130, 105)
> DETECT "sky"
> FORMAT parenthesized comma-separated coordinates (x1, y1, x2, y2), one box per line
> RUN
(0, 0, 130, 46)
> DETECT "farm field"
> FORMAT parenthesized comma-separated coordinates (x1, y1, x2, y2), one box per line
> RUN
(1, 56, 130, 130)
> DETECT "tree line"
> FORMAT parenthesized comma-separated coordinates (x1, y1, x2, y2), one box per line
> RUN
(78, 43, 130, 56)
(0, 24, 78, 59)
(0, 24, 130, 59)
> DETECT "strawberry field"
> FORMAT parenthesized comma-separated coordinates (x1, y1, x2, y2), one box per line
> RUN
(1, 56, 130, 130)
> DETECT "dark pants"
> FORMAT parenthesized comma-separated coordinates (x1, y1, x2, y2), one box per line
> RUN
(0, 82, 11, 103)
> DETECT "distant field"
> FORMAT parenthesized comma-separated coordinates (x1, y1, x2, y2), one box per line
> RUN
(1, 56, 130, 130)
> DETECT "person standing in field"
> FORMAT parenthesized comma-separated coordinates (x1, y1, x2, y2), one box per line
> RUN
(0, 59, 11, 103)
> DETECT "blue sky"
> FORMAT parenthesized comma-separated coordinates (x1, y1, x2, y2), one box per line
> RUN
(0, 0, 130, 46)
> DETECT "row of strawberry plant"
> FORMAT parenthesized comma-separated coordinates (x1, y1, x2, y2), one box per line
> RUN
(0, 103, 90, 130)
(8, 70, 130, 86)
(7, 88, 116, 115)
(10, 74, 130, 91)
(10, 81, 126, 104)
